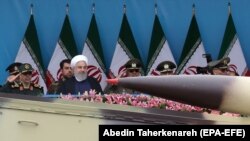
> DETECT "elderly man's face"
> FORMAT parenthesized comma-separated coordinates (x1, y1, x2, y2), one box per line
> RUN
(74, 61, 88, 74)
(73, 61, 88, 81)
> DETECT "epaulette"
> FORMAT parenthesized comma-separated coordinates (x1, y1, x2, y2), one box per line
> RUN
(11, 82, 20, 88)
(33, 83, 42, 88)
(51, 81, 59, 86)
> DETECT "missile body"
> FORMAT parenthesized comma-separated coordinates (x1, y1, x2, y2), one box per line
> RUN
(107, 75, 250, 115)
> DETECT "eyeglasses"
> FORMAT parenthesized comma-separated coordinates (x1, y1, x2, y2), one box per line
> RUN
(128, 69, 139, 73)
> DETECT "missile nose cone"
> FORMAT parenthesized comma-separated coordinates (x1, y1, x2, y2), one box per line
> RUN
(106, 79, 119, 85)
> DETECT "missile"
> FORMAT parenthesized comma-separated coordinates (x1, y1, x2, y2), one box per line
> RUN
(107, 75, 250, 115)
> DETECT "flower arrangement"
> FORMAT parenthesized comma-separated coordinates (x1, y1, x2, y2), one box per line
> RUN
(60, 90, 240, 117)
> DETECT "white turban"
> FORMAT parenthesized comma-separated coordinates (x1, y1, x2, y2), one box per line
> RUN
(71, 55, 88, 68)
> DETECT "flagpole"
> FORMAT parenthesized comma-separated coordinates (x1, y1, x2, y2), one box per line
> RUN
(228, 2, 231, 15)
(92, 3, 95, 14)
(30, 4, 33, 15)
(192, 4, 195, 16)
(123, 0, 126, 14)
(66, 3, 69, 15)
(154, 2, 157, 15)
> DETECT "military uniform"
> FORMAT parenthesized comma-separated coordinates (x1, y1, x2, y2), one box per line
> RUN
(156, 61, 176, 75)
(105, 58, 143, 94)
(207, 57, 239, 75)
(1, 82, 43, 96)
(47, 78, 67, 94)
(0, 63, 43, 96)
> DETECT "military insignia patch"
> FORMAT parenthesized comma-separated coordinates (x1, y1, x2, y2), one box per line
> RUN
(164, 64, 169, 69)
(25, 64, 30, 69)
(132, 63, 136, 68)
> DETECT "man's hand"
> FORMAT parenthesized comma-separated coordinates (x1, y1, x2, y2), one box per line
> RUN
(7, 73, 21, 83)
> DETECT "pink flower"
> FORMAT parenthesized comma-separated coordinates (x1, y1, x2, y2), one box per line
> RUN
(60, 91, 239, 117)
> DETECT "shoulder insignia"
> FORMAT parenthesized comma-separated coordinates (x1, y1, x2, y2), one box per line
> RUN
(33, 83, 41, 88)
(51, 81, 59, 86)
(11, 83, 19, 88)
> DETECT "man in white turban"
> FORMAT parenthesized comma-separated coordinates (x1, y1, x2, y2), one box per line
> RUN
(57, 55, 103, 94)
(71, 55, 88, 81)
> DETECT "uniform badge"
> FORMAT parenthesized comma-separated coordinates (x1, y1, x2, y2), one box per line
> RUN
(34, 83, 41, 88)
(131, 63, 136, 68)
(164, 64, 169, 69)
(25, 64, 30, 69)
(223, 59, 227, 65)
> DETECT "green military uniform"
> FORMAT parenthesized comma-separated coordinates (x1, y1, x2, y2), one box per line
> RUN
(105, 58, 142, 94)
(1, 82, 43, 96)
(0, 63, 43, 96)
(47, 78, 67, 94)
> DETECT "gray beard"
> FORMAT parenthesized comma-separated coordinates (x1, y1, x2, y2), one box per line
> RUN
(75, 73, 87, 81)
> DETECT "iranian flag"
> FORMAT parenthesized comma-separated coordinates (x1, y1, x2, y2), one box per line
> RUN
(46, 14, 78, 87)
(218, 11, 247, 76)
(15, 13, 47, 94)
(176, 12, 207, 75)
(82, 14, 107, 89)
(146, 14, 176, 76)
(109, 13, 143, 78)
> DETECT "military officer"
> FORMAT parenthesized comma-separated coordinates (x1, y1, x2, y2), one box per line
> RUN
(5, 62, 22, 83)
(105, 58, 143, 94)
(208, 57, 232, 75)
(0, 63, 43, 96)
(124, 58, 143, 77)
(156, 61, 176, 75)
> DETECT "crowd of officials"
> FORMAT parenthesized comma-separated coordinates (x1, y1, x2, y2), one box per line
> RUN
(0, 54, 239, 96)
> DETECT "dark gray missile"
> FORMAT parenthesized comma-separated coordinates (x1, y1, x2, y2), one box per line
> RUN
(107, 75, 250, 115)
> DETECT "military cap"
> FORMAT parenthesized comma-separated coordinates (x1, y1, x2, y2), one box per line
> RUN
(208, 57, 230, 69)
(19, 63, 34, 73)
(156, 61, 176, 72)
(124, 58, 142, 69)
(5, 62, 22, 75)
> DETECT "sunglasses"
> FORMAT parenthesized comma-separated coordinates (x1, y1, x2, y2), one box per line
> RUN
(128, 69, 139, 73)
